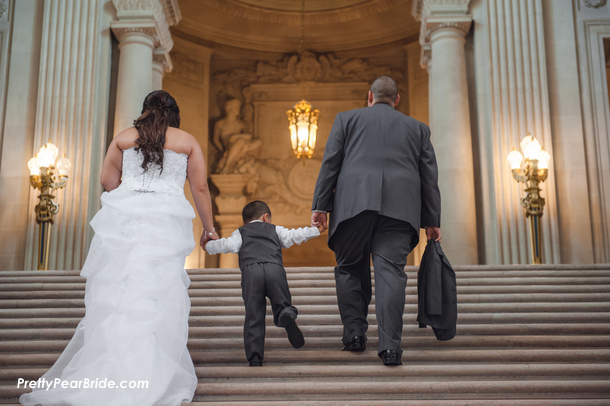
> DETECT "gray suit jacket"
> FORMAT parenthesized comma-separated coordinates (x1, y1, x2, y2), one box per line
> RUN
(312, 103, 441, 247)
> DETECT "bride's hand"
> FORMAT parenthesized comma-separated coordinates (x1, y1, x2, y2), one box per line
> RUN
(200, 230, 219, 249)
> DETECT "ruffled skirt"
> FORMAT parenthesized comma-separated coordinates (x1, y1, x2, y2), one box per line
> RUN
(20, 187, 198, 406)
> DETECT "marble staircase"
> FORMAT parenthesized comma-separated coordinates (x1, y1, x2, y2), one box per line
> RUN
(1, 265, 610, 405)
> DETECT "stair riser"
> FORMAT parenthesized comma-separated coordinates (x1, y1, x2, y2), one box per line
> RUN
(2, 302, 609, 318)
(2, 293, 610, 307)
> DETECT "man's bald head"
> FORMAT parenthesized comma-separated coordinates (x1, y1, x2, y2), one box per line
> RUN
(370, 76, 398, 104)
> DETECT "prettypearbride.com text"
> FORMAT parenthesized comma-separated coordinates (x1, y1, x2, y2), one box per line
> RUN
(17, 378, 149, 390)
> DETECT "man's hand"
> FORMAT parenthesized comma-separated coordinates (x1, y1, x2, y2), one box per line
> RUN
(311, 212, 328, 231)
(425, 227, 441, 242)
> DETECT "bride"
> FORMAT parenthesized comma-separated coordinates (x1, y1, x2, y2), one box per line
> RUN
(20, 90, 218, 406)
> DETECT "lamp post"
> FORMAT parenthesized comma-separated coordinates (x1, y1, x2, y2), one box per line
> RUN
(507, 134, 551, 264)
(27, 140, 71, 270)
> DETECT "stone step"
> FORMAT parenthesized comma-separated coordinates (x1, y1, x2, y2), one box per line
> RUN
(2, 400, 610, 406)
(2, 270, 610, 284)
(2, 301, 608, 318)
(2, 363, 610, 381)
(1, 335, 609, 354)
(2, 292, 610, 307)
(4, 349, 610, 367)
(2, 312, 610, 329)
(2, 285, 609, 296)
(2, 265, 609, 404)
(2, 276, 609, 291)
(2, 323, 609, 341)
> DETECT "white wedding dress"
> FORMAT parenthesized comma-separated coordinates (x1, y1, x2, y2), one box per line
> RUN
(20, 147, 198, 406)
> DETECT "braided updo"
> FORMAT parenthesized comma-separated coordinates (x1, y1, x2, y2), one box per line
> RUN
(133, 90, 181, 172)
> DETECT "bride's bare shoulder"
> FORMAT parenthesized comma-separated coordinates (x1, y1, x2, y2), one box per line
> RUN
(113, 127, 139, 151)
(165, 127, 199, 156)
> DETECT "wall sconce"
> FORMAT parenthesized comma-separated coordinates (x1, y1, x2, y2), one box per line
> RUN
(28, 140, 71, 270)
(507, 134, 551, 264)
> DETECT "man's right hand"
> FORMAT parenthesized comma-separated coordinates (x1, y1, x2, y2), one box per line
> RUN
(311, 212, 328, 231)
(425, 227, 441, 242)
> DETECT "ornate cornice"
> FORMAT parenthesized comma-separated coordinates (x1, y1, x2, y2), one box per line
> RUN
(412, 0, 470, 21)
(111, 0, 181, 50)
(200, 0, 409, 26)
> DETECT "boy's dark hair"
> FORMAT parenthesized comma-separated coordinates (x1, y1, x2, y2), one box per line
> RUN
(242, 200, 271, 223)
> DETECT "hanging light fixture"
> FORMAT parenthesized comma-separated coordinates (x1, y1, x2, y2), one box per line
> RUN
(286, 0, 319, 163)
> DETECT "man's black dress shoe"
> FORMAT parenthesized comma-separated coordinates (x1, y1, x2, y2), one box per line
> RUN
(249, 354, 263, 367)
(343, 336, 366, 351)
(280, 313, 305, 349)
(379, 350, 402, 366)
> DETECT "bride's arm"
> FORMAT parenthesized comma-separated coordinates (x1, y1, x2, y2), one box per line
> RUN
(100, 138, 123, 192)
(186, 139, 218, 245)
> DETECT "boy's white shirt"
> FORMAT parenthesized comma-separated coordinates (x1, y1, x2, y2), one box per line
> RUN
(205, 220, 320, 255)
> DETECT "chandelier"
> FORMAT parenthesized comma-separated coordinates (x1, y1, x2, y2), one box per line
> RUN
(286, 0, 319, 162)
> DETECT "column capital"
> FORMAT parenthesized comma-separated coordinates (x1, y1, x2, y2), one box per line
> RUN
(412, 0, 472, 69)
(111, 0, 181, 51)
(153, 47, 173, 73)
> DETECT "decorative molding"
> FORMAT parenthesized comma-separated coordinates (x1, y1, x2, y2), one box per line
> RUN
(201, 0, 409, 25)
(412, 0, 470, 21)
(153, 47, 173, 72)
(111, 0, 181, 50)
(425, 17, 473, 40)
(413, 0, 472, 69)
(583, 0, 607, 8)
(0, 0, 8, 22)
(110, 23, 158, 45)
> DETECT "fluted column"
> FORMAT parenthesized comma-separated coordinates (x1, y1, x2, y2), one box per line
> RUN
(469, 0, 561, 264)
(414, 0, 478, 264)
(111, 0, 180, 134)
(24, 0, 114, 270)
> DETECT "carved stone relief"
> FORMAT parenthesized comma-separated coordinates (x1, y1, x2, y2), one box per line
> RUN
(210, 52, 406, 217)
(583, 0, 607, 8)
(0, 0, 8, 22)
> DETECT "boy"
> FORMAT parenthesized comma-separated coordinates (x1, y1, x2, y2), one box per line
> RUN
(203, 200, 324, 366)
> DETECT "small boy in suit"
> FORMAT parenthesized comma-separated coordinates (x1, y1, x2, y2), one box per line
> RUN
(203, 200, 324, 366)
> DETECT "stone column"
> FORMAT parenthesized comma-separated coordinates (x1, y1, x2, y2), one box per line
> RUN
(22, 0, 115, 270)
(111, 0, 180, 135)
(413, 0, 478, 264)
(152, 48, 172, 91)
(468, 0, 561, 264)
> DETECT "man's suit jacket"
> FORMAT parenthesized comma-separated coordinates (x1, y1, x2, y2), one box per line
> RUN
(311, 102, 441, 248)
(417, 239, 457, 341)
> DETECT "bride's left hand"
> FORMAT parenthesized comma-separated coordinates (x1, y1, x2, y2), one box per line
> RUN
(200, 230, 219, 249)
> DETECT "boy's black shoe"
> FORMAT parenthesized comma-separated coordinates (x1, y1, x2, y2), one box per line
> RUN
(280, 313, 305, 349)
(379, 350, 402, 366)
(249, 354, 263, 367)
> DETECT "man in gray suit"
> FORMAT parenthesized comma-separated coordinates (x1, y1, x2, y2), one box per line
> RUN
(311, 76, 441, 366)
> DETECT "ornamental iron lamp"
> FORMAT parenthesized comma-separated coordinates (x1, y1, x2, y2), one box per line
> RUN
(286, 0, 320, 163)
(28, 140, 71, 270)
(507, 133, 551, 264)
(287, 100, 319, 162)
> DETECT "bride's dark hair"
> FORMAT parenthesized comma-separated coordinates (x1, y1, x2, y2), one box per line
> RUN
(133, 90, 180, 172)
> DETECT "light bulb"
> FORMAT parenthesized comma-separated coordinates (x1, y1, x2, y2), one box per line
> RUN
(57, 154, 72, 176)
(28, 155, 40, 176)
(507, 149, 523, 170)
(523, 137, 542, 160)
(537, 150, 551, 169)
(38, 141, 59, 167)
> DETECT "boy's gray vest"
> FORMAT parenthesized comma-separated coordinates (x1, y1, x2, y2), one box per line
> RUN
(237, 222, 283, 269)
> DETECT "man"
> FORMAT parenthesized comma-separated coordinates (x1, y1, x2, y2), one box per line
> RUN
(311, 76, 441, 366)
